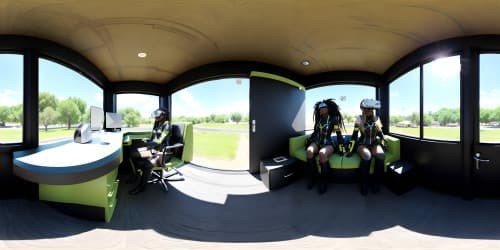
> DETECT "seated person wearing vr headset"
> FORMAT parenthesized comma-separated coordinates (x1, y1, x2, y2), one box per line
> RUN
(346, 99, 386, 196)
(128, 108, 170, 195)
(305, 99, 346, 195)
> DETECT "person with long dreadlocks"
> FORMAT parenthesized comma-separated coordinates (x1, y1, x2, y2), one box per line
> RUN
(305, 98, 346, 194)
(345, 98, 386, 196)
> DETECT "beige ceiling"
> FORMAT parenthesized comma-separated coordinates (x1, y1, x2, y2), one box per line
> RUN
(1, 0, 500, 84)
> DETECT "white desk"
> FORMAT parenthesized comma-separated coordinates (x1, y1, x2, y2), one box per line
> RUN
(12, 132, 123, 222)
(13, 132, 123, 185)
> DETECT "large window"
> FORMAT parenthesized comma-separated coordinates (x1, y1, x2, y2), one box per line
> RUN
(39, 58, 103, 144)
(116, 93, 159, 131)
(479, 54, 500, 143)
(171, 78, 249, 171)
(306, 84, 376, 135)
(389, 56, 461, 141)
(423, 56, 461, 141)
(0, 54, 23, 144)
(389, 67, 420, 137)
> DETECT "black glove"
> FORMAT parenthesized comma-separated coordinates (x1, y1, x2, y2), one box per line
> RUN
(337, 144, 346, 156)
(380, 139, 387, 151)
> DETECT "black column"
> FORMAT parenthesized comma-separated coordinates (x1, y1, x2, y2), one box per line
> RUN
(461, 47, 476, 199)
(23, 49, 38, 148)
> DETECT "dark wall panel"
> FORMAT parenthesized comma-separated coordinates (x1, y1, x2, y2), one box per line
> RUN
(249, 76, 305, 173)
(0, 151, 37, 199)
(398, 137, 463, 195)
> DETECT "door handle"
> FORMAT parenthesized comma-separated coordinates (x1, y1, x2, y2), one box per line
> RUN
(473, 153, 490, 170)
(252, 120, 256, 133)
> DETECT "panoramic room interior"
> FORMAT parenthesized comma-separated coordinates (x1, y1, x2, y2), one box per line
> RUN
(1, 1, 500, 249)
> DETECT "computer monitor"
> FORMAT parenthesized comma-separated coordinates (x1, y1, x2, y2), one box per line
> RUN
(105, 112, 122, 131)
(89, 106, 103, 131)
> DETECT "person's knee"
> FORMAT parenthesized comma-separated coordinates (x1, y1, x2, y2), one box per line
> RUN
(359, 150, 372, 161)
(375, 152, 385, 160)
(318, 151, 329, 162)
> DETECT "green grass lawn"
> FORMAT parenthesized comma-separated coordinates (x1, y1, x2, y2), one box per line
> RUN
(390, 126, 500, 142)
(193, 131, 240, 159)
(39, 128, 75, 141)
(0, 128, 81, 143)
(195, 122, 248, 130)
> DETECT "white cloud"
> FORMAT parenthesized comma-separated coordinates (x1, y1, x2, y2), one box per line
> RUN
(0, 89, 22, 106)
(117, 94, 158, 118)
(173, 89, 206, 117)
(215, 100, 249, 115)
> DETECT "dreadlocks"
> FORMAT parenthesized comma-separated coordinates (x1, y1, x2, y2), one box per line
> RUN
(313, 98, 345, 132)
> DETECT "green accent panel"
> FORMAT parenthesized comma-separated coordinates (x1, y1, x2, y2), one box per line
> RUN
(39, 167, 119, 222)
(385, 135, 400, 161)
(181, 123, 193, 162)
(123, 131, 152, 146)
(341, 154, 361, 169)
(289, 134, 308, 161)
(250, 71, 305, 90)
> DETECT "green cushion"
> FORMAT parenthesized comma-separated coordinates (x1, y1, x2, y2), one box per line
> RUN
(328, 154, 343, 169)
(292, 148, 307, 162)
(341, 154, 361, 169)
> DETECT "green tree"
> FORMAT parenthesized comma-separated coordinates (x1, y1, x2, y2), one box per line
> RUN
(230, 112, 242, 124)
(40, 107, 59, 131)
(409, 112, 420, 125)
(0, 106, 10, 126)
(480, 108, 493, 123)
(58, 99, 81, 129)
(68, 97, 87, 122)
(390, 115, 403, 125)
(343, 113, 353, 124)
(10, 104, 23, 126)
(215, 114, 228, 123)
(39, 92, 58, 112)
(493, 107, 500, 122)
(433, 108, 459, 126)
(119, 108, 141, 127)
(209, 113, 216, 123)
(423, 114, 433, 126)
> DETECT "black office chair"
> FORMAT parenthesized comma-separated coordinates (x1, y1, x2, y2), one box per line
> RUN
(147, 124, 185, 191)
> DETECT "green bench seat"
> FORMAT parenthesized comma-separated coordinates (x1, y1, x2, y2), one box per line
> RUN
(289, 134, 400, 172)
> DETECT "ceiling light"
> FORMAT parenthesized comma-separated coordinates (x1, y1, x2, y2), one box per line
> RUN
(137, 52, 147, 58)
(301, 60, 310, 66)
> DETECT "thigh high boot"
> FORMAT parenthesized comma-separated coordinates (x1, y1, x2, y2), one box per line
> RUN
(359, 159, 371, 196)
(306, 158, 317, 189)
(129, 160, 153, 195)
(371, 158, 384, 194)
(317, 161, 330, 194)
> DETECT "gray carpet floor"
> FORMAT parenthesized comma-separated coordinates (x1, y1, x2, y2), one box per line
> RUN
(1, 164, 500, 249)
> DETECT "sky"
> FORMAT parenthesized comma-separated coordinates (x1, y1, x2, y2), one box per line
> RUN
(1, 54, 500, 121)
(38, 58, 103, 109)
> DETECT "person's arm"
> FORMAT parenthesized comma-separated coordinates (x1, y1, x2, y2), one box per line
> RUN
(333, 118, 345, 154)
(345, 116, 360, 157)
(377, 129, 387, 151)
